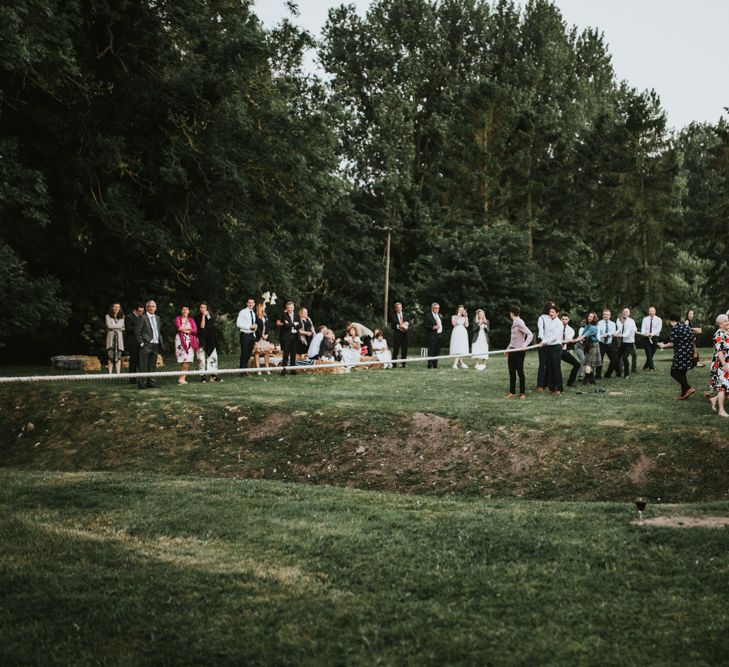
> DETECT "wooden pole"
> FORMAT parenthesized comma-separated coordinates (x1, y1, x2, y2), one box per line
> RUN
(383, 227, 391, 326)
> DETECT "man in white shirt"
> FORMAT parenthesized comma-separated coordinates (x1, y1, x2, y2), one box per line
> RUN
(425, 303, 444, 369)
(559, 313, 581, 387)
(540, 305, 564, 394)
(307, 326, 327, 360)
(236, 297, 258, 372)
(536, 301, 557, 392)
(596, 309, 619, 379)
(640, 306, 662, 371)
(614, 307, 638, 378)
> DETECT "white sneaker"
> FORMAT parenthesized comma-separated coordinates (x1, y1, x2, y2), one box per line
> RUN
(461, 362, 469, 369)
(452, 363, 459, 369)
(475, 364, 484, 371)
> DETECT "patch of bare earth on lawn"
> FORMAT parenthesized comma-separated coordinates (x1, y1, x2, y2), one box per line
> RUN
(628, 453, 656, 486)
(247, 412, 292, 440)
(636, 516, 729, 528)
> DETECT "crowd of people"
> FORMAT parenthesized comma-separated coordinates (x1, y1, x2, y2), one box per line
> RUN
(101, 298, 729, 417)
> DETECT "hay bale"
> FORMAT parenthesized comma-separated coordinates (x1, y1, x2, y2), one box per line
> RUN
(50, 355, 102, 372)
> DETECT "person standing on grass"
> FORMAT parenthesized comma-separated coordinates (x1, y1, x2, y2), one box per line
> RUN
(640, 306, 662, 371)
(390, 302, 410, 368)
(559, 313, 582, 388)
(540, 306, 565, 395)
(708, 314, 729, 417)
(580, 312, 601, 387)
(124, 303, 144, 384)
(536, 301, 557, 392)
(685, 308, 704, 368)
(505, 306, 533, 399)
(471, 309, 490, 371)
(658, 313, 695, 401)
(134, 300, 164, 389)
(236, 297, 258, 373)
(596, 309, 618, 379)
(297, 307, 315, 356)
(614, 308, 638, 379)
(195, 303, 220, 383)
(174, 306, 198, 385)
(449, 305, 470, 369)
(425, 303, 444, 369)
(277, 301, 300, 374)
(105, 303, 125, 375)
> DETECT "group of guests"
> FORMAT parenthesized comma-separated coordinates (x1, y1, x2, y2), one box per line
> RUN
(104, 300, 220, 388)
(103, 298, 729, 415)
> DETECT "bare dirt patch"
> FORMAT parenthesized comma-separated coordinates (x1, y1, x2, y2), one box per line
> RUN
(637, 516, 729, 528)
(628, 453, 656, 486)
(247, 412, 292, 440)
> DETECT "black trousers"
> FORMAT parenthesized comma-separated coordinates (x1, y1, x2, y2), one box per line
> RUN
(670, 367, 691, 394)
(427, 333, 442, 368)
(536, 344, 548, 388)
(508, 351, 526, 395)
(280, 337, 297, 370)
(546, 345, 563, 391)
(239, 332, 256, 370)
(561, 350, 580, 386)
(618, 343, 635, 377)
(598, 343, 619, 378)
(138, 343, 159, 388)
(393, 331, 408, 367)
(643, 338, 659, 370)
(127, 344, 141, 383)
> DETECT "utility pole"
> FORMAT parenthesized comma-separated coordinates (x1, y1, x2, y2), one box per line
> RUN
(383, 227, 391, 326)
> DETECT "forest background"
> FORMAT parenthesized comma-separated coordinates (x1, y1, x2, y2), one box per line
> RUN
(1, 0, 727, 359)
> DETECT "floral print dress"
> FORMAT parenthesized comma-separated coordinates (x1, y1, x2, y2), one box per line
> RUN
(710, 329, 729, 393)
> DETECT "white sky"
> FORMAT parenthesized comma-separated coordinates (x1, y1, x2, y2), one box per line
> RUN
(254, 0, 729, 130)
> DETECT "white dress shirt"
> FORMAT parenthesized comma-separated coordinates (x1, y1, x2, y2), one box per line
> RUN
(617, 317, 637, 343)
(561, 324, 575, 350)
(147, 312, 159, 344)
(541, 316, 564, 346)
(432, 312, 442, 334)
(236, 308, 257, 333)
(308, 332, 324, 358)
(598, 319, 617, 344)
(641, 315, 662, 339)
(537, 314, 550, 341)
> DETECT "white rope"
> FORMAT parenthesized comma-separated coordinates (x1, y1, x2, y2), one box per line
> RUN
(0, 344, 543, 384)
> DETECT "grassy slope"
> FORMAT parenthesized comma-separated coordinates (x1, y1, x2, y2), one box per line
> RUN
(2, 471, 728, 666)
(1, 351, 727, 501)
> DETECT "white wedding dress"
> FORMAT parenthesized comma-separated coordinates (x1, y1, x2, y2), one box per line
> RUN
(449, 316, 469, 355)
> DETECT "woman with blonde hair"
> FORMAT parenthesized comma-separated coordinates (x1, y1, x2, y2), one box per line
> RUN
(471, 309, 490, 371)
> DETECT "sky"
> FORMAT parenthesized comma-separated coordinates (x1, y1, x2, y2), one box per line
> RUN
(253, 0, 729, 130)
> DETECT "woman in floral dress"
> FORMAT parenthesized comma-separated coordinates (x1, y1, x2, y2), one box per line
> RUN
(709, 314, 729, 417)
(174, 306, 199, 384)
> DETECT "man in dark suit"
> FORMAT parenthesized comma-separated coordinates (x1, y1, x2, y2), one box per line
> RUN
(134, 300, 164, 389)
(424, 302, 444, 369)
(277, 301, 300, 374)
(390, 302, 410, 368)
(124, 303, 144, 384)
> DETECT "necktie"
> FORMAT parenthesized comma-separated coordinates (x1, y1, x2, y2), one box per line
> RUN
(649, 317, 653, 334)
(622, 323, 625, 335)
(250, 310, 255, 326)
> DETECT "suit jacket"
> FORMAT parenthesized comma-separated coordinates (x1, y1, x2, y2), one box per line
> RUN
(135, 312, 164, 350)
(424, 312, 444, 341)
(390, 311, 409, 335)
(124, 312, 141, 349)
(278, 312, 300, 343)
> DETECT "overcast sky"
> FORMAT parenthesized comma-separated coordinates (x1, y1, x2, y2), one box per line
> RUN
(254, 0, 729, 130)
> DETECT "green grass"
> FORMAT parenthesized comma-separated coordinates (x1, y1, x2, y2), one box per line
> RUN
(1, 351, 728, 664)
(1, 471, 728, 666)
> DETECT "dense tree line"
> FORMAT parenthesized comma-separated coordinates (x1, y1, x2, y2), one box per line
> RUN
(1, 0, 726, 358)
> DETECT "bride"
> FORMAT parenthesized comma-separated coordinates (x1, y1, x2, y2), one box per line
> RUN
(471, 309, 490, 371)
(449, 305, 470, 369)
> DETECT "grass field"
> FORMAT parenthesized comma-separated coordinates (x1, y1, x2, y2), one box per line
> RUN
(1, 350, 728, 664)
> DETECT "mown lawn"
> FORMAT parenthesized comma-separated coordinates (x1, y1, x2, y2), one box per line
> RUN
(1, 471, 728, 666)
